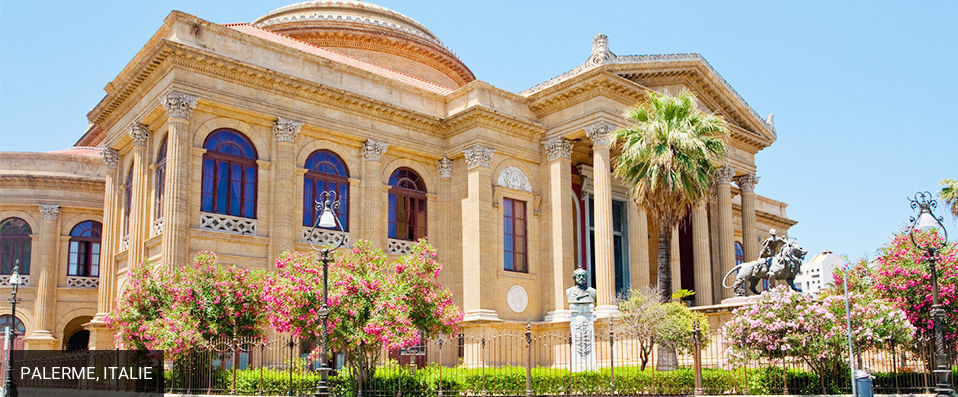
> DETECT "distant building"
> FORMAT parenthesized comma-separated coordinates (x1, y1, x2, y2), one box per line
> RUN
(795, 251, 844, 295)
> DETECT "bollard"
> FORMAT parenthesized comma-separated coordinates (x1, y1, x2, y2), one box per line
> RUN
(438, 333, 444, 397)
(525, 324, 532, 397)
(609, 316, 615, 393)
(693, 321, 703, 396)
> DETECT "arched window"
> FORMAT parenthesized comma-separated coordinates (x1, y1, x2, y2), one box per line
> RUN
(200, 129, 258, 218)
(68, 221, 102, 277)
(734, 241, 745, 265)
(123, 164, 133, 236)
(0, 315, 25, 335)
(388, 168, 426, 241)
(303, 150, 349, 230)
(154, 136, 167, 220)
(0, 218, 31, 275)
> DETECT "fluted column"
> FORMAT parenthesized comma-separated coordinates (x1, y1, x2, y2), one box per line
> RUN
(691, 203, 713, 305)
(26, 204, 60, 349)
(715, 166, 736, 300)
(461, 145, 498, 321)
(628, 201, 650, 289)
(670, 225, 681, 294)
(160, 91, 198, 267)
(586, 122, 616, 314)
(269, 117, 303, 259)
(543, 138, 574, 321)
(86, 149, 119, 349)
(361, 139, 388, 248)
(736, 174, 760, 261)
(127, 123, 150, 265)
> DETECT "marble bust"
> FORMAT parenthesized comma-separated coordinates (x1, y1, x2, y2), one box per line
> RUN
(566, 268, 596, 305)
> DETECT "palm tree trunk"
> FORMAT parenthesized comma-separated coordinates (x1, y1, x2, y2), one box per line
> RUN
(656, 222, 672, 302)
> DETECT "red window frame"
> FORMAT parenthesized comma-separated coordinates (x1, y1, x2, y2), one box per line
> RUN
(388, 168, 427, 241)
(154, 136, 167, 220)
(68, 221, 101, 277)
(303, 150, 350, 230)
(503, 198, 527, 273)
(200, 130, 258, 219)
(0, 218, 31, 275)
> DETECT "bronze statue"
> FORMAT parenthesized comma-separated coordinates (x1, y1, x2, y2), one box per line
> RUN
(566, 268, 596, 305)
(722, 235, 808, 296)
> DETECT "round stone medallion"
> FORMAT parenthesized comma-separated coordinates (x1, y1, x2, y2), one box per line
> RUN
(506, 285, 528, 313)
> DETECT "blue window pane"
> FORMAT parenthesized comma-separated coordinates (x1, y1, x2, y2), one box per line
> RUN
(244, 166, 256, 218)
(216, 162, 229, 213)
(201, 159, 214, 212)
(388, 194, 397, 238)
(303, 179, 314, 226)
(504, 252, 513, 271)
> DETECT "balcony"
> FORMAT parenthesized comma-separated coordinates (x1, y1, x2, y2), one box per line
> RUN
(301, 227, 349, 248)
(386, 238, 414, 255)
(199, 212, 257, 236)
(66, 276, 99, 289)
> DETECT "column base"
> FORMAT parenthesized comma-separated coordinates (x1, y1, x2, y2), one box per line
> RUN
(83, 318, 116, 350)
(594, 305, 620, 318)
(462, 309, 500, 322)
(23, 332, 58, 350)
(543, 309, 572, 323)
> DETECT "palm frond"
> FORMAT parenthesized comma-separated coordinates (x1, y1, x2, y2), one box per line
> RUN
(940, 178, 958, 218)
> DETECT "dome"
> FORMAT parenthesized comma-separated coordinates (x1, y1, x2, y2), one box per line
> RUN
(253, 1, 474, 89)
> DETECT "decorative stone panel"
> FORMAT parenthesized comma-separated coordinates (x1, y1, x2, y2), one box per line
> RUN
(463, 145, 494, 169)
(438, 157, 452, 178)
(0, 275, 29, 286)
(151, 218, 164, 237)
(496, 166, 532, 192)
(302, 227, 350, 248)
(199, 212, 257, 236)
(66, 276, 99, 289)
(121, 235, 129, 251)
(386, 238, 414, 255)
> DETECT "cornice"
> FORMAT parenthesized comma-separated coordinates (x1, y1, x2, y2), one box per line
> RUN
(0, 174, 105, 190)
(730, 202, 798, 227)
(525, 71, 646, 118)
(441, 105, 545, 141)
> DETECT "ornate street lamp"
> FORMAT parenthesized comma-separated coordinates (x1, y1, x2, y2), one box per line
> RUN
(3, 262, 24, 397)
(309, 190, 346, 397)
(907, 191, 953, 397)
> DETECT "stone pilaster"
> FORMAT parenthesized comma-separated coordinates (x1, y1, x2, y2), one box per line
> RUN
(461, 144, 498, 321)
(543, 138, 574, 322)
(437, 157, 453, 290)
(160, 91, 197, 267)
(86, 149, 118, 348)
(361, 139, 388, 247)
(736, 174, 760, 261)
(586, 122, 616, 315)
(628, 201, 650, 289)
(715, 166, 736, 300)
(670, 225, 681, 294)
(269, 117, 303, 260)
(26, 204, 59, 350)
(691, 203, 713, 305)
(127, 123, 150, 265)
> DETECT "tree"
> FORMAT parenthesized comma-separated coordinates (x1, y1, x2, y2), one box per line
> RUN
(613, 90, 728, 303)
(263, 240, 461, 394)
(617, 287, 710, 370)
(941, 178, 958, 218)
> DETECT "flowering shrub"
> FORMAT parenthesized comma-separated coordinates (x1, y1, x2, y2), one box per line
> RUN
(107, 260, 176, 351)
(263, 239, 462, 393)
(871, 230, 957, 351)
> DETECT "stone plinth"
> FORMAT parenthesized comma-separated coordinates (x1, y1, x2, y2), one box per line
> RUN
(569, 303, 597, 372)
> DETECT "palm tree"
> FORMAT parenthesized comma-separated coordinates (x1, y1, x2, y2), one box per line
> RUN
(613, 90, 728, 304)
(941, 178, 958, 218)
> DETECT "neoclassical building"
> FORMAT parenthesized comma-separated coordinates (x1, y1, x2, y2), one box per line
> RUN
(0, 0, 795, 351)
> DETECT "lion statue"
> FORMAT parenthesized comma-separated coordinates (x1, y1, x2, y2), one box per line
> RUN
(722, 238, 808, 296)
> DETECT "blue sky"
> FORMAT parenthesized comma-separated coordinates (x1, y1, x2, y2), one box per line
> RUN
(1, 1, 956, 261)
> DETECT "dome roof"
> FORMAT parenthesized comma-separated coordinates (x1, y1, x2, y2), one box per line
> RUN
(253, 1, 474, 89)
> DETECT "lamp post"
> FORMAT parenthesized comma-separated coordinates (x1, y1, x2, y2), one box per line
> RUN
(309, 190, 346, 397)
(3, 262, 24, 397)
(907, 191, 953, 397)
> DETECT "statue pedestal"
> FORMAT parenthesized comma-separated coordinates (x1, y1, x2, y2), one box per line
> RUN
(569, 303, 597, 372)
(720, 295, 761, 306)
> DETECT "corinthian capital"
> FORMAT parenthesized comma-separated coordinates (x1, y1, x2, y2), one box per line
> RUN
(543, 137, 573, 161)
(586, 122, 615, 148)
(438, 157, 453, 178)
(38, 204, 60, 221)
(735, 174, 760, 193)
(273, 117, 303, 143)
(463, 144, 494, 169)
(362, 139, 389, 161)
(714, 166, 735, 185)
(129, 123, 150, 147)
(161, 91, 198, 120)
(100, 148, 119, 170)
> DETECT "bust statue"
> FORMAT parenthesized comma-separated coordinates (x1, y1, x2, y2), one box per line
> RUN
(566, 268, 596, 305)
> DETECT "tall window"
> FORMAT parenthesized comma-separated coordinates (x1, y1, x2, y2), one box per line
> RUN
(154, 136, 167, 220)
(387, 168, 426, 241)
(586, 197, 629, 296)
(200, 129, 258, 218)
(734, 241, 745, 265)
(68, 221, 101, 277)
(123, 164, 133, 236)
(0, 218, 31, 275)
(303, 150, 349, 230)
(503, 198, 527, 272)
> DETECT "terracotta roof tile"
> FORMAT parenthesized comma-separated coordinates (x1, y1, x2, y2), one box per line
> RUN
(45, 147, 103, 158)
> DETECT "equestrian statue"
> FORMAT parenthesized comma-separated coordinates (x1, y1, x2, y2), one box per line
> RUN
(721, 229, 808, 296)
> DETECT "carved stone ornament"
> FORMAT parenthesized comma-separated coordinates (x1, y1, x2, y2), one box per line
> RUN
(161, 91, 198, 120)
(101, 148, 119, 170)
(273, 117, 303, 143)
(128, 123, 150, 147)
(543, 137, 573, 160)
(362, 139, 389, 161)
(463, 145, 494, 169)
(585, 122, 615, 148)
(735, 174, 760, 193)
(438, 157, 453, 178)
(497, 166, 532, 192)
(506, 285, 528, 313)
(587, 34, 615, 66)
(38, 204, 60, 221)
(714, 166, 736, 185)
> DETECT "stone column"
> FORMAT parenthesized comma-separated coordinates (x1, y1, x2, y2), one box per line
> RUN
(160, 91, 198, 267)
(268, 117, 303, 260)
(437, 157, 453, 298)
(715, 166, 736, 300)
(628, 201, 650, 289)
(543, 138, 574, 322)
(586, 122, 616, 314)
(26, 204, 60, 349)
(461, 145, 498, 321)
(691, 203, 713, 305)
(86, 149, 119, 349)
(736, 174, 760, 261)
(361, 139, 388, 248)
(670, 225, 681, 294)
(127, 123, 150, 265)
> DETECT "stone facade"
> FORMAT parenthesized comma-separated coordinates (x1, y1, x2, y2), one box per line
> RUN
(0, 1, 795, 352)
